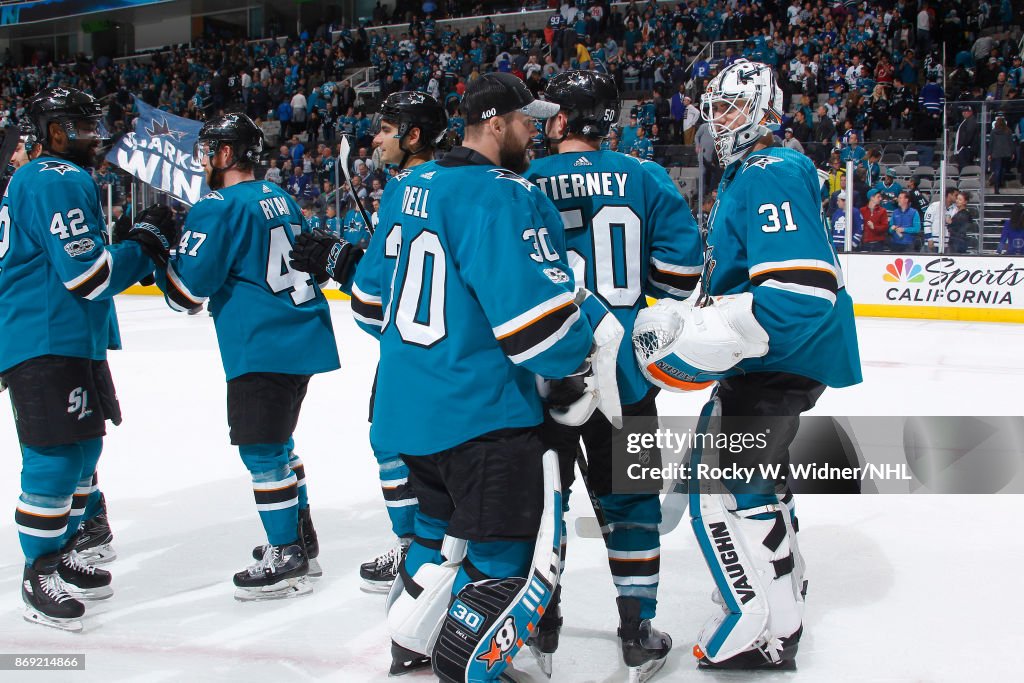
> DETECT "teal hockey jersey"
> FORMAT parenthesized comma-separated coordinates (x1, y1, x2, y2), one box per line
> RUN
(706, 146, 861, 388)
(526, 150, 704, 405)
(162, 180, 340, 380)
(0, 156, 153, 372)
(351, 147, 600, 456)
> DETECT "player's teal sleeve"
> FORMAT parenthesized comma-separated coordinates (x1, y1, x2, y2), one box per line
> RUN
(641, 162, 703, 300)
(742, 162, 840, 354)
(161, 196, 232, 311)
(350, 227, 383, 338)
(32, 173, 153, 300)
(460, 189, 593, 379)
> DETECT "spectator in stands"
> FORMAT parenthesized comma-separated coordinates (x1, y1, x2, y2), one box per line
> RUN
(839, 132, 867, 172)
(889, 191, 923, 251)
(870, 168, 903, 212)
(286, 164, 309, 198)
(264, 158, 283, 186)
(923, 188, 958, 252)
(631, 126, 654, 160)
(865, 148, 882, 186)
(782, 127, 804, 154)
(831, 191, 863, 253)
(997, 203, 1024, 255)
(988, 114, 1014, 195)
(682, 96, 700, 146)
(811, 105, 837, 165)
(954, 105, 981, 170)
(947, 191, 975, 254)
(861, 191, 889, 252)
(826, 154, 846, 197)
(619, 114, 639, 151)
(669, 84, 687, 142)
(301, 200, 322, 231)
(905, 177, 930, 221)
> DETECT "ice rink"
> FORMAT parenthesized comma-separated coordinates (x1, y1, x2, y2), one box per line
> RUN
(1, 296, 1023, 682)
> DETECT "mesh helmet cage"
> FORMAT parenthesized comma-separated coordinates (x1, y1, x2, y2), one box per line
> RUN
(543, 70, 621, 139)
(699, 59, 783, 166)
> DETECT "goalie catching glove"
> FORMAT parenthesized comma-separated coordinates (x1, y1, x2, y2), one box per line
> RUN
(288, 228, 363, 284)
(632, 292, 769, 392)
(537, 289, 624, 428)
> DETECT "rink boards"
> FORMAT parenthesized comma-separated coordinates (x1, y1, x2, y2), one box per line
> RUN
(123, 254, 1024, 324)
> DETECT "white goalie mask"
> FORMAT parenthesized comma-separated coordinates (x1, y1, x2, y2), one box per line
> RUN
(700, 59, 784, 167)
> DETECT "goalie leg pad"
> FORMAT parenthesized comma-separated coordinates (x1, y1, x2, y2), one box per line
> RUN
(690, 492, 803, 668)
(386, 536, 467, 657)
(432, 450, 563, 682)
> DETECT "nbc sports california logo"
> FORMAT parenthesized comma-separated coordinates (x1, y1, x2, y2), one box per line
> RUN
(881, 257, 1022, 305)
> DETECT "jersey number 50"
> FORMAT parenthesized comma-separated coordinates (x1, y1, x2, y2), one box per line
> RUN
(561, 205, 642, 308)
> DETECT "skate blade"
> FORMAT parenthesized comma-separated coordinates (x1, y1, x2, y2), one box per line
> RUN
(528, 643, 553, 677)
(360, 579, 394, 594)
(387, 655, 431, 676)
(78, 544, 117, 565)
(628, 655, 666, 683)
(307, 558, 323, 579)
(23, 607, 83, 633)
(697, 657, 797, 671)
(65, 585, 113, 601)
(234, 577, 312, 602)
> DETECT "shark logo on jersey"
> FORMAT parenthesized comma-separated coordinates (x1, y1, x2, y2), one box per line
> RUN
(573, 156, 592, 167)
(490, 169, 534, 191)
(543, 267, 570, 284)
(39, 161, 78, 175)
(394, 169, 412, 182)
(743, 156, 783, 172)
(199, 190, 224, 202)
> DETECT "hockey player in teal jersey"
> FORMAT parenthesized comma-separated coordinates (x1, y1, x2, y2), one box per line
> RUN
(158, 112, 340, 600)
(633, 60, 862, 670)
(525, 70, 703, 682)
(349, 73, 622, 681)
(0, 88, 178, 631)
(290, 92, 450, 594)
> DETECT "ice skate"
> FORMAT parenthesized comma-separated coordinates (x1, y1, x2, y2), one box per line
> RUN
(252, 507, 322, 578)
(58, 548, 113, 600)
(618, 597, 672, 683)
(22, 553, 85, 632)
(360, 537, 410, 593)
(388, 640, 430, 676)
(72, 493, 116, 564)
(234, 543, 311, 601)
(526, 586, 561, 677)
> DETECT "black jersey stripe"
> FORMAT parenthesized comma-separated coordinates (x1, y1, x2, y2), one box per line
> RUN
(750, 267, 839, 294)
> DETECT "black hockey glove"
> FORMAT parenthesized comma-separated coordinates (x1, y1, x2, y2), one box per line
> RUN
(543, 374, 588, 409)
(289, 228, 363, 284)
(123, 204, 178, 267)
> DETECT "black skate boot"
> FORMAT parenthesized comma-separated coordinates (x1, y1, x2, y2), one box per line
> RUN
(618, 597, 672, 683)
(388, 641, 431, 676)
(252, 508, 322, 578)
(58, 545, 113, 600)
(234, 542, 311, 601)
(22, 553, 85, 632)
(695, 625, 802, 671)
(359, 537, 410, 593)
(73, 493, 116, 564)
(527, 585, 562, 677)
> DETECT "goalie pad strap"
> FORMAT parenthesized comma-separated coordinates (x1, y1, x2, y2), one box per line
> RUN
(772, 553, 794, 578)
(399, 561, 423, 600)
(462, 556, 490, 583)
(416, 535, 444, 551)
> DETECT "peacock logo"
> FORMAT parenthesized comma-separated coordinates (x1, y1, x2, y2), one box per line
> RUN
(883, 258, 925, 283)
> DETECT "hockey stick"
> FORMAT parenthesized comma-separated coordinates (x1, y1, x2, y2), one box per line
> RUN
(572, 444, 610, 541)
(338, 134, 375, 235)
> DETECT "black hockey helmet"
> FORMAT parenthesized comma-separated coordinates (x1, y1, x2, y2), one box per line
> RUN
(18, 117, 41, 149)
(375, 91, 448, 147)
(194, 111, 264, 167)
(543, 70, 620, 139)
(29, 87, 109, 149)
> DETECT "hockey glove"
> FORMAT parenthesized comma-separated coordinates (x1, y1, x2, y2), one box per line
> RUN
(538, 306, 624, 429)
(633, 292, 769, 392)
(122, 204, 178, 268)
(289, 229, 363, 284)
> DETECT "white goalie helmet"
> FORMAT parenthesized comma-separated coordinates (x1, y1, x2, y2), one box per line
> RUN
(700, 59, 784, 167)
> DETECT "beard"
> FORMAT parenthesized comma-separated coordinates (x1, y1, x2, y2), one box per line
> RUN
(206, 165, 226, 190)
(498, 129, 530, 175)
(60, 139, 101, 168)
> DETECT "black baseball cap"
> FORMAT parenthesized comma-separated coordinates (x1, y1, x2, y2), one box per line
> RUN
(462, 72, 560, 125)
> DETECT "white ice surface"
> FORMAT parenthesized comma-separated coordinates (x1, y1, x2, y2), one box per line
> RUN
(1, 298, 1023, 682)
